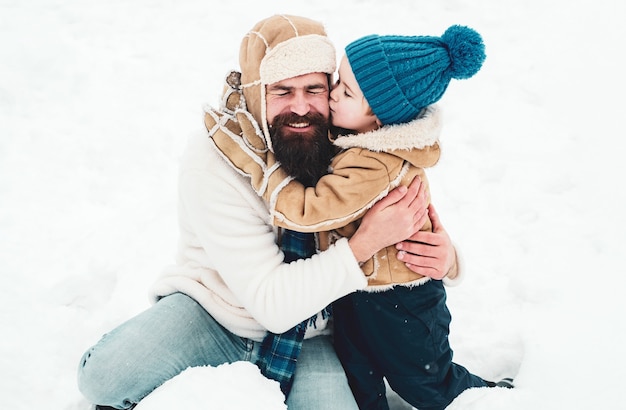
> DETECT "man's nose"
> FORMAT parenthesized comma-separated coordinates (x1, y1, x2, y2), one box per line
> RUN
(290, 93, 311, 116)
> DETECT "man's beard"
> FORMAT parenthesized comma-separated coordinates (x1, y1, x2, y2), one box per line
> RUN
(270, 112, 337, 187)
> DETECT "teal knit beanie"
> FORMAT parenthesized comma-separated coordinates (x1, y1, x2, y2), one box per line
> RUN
(345, 25, 486, 125)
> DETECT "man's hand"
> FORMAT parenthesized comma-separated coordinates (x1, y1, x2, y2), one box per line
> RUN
(396, 203, 457, 280)
(348, 177, 429, 263)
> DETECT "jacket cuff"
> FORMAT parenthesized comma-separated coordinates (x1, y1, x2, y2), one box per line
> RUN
(442, 243, 464, 287)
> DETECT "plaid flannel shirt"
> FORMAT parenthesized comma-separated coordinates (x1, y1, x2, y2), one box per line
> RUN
(257, 229, 318, 398)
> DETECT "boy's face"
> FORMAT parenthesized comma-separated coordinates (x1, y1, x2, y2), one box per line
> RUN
(329, 55, 380, 133)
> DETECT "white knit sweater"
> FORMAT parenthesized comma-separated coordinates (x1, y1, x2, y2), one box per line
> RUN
(149, 129, 367, 341)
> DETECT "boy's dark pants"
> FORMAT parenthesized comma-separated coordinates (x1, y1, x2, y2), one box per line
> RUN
(333, 280, 487, 410)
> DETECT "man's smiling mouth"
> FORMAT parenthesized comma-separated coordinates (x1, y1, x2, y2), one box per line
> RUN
(288, 122, 310, 128)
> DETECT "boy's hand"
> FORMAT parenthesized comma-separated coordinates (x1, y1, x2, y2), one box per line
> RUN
(396, 204, 457, 280)
(349, 177, 428, 263)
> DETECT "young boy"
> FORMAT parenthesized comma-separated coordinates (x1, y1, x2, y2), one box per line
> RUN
(209, 25, 513, 409)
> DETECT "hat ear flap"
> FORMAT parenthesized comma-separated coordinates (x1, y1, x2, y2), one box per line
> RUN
(236, 110, 268, 155)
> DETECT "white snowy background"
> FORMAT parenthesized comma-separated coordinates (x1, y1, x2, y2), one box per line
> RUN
(1, 0, 625, 409)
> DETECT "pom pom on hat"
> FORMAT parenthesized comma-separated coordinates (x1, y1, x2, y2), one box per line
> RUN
(441, 25, 485, 79)
(345, 25, 486, 125)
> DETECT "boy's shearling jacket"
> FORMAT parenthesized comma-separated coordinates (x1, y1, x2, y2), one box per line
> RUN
(206, 89, 459, 290)
(269, 106, 443, 290)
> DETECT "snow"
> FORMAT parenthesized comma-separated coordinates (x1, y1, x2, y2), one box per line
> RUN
(1, 0, 624, 409)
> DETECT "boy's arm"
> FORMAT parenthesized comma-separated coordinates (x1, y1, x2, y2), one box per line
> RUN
(267, 149, 405, 232)
(396, 204, 462, 284)
(205, 108, 292, 198)
(207, 110, 407, 232)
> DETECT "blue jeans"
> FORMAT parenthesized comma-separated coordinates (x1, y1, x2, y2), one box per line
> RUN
(77, 293, 358, 409)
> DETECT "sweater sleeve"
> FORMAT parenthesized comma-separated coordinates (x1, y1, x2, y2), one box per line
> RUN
(268, 149, 405, 232)
(177, 149, 367, 333)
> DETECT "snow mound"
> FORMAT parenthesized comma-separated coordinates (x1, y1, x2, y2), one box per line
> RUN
(135, 362, 286, 410)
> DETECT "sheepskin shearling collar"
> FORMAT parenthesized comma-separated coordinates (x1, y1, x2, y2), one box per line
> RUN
(332, 105, 442, 152)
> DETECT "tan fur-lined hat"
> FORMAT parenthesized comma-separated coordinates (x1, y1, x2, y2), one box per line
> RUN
(239, 15, 336, 151)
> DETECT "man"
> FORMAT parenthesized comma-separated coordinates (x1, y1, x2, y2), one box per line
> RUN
(77, 15, 457, 410)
